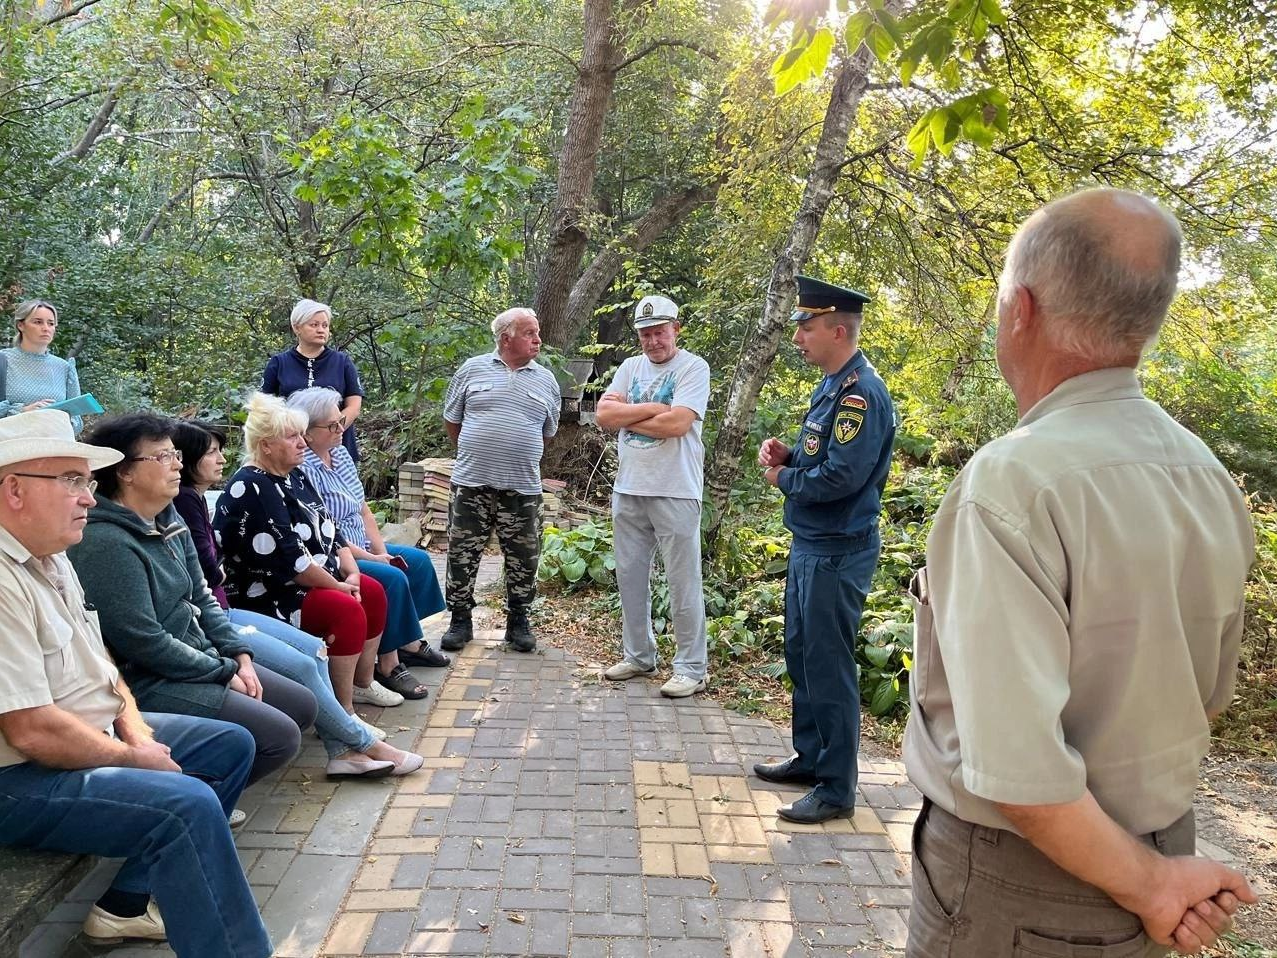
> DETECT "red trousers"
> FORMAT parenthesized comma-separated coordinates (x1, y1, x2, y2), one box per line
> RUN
(299, 578, 387, 656)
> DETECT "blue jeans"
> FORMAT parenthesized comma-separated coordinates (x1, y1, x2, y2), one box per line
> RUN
(359, 544, 446, 655)
(0, 713, 271, 958)
(228, 608, 375, 760)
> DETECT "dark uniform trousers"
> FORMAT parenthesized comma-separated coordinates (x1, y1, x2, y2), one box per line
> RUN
(446, 484, 542, 616)
(785, 531, 880, 809)
(908, 798, 1194, 958)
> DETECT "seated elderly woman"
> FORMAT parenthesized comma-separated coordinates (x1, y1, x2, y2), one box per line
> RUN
(213, 393, 406, 715)
(287, 387, 448, 699)
(67, 414, 318, 787)
(172, 420, 422, 778)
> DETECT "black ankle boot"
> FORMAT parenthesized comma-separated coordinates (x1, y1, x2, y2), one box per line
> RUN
(505, 613, 536, 653)
(440, 614, 473, 652)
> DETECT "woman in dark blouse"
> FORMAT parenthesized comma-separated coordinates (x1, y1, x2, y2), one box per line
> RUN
(213, 393, 402, 714)
(261, 298, 364, 462)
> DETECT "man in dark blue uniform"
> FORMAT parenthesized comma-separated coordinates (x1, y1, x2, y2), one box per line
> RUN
(755, 276, 896, 824)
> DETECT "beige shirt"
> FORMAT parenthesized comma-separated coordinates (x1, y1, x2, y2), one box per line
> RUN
(0, 524, 124, 768)
(904, 368, 1254, 836)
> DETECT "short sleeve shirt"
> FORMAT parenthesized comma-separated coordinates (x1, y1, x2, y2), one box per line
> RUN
(443, 353, 561, 495)
(213, 466, 346, 626)
(301, 446, 369, 550)
(606, 349, 710, 501)
(0, 526, 123, 768)
(261, 347, 365, 462)
(903, 369, 1255, 836)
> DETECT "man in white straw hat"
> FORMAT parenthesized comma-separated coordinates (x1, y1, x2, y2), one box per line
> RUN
(0, 410, 271, 957)
(597, 294, 711, 698)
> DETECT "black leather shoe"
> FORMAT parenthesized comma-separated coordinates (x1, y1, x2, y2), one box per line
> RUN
(505, 613, 536, 653)
(439, 616, 473, 652)
(777, 790, 854, 824)
(753, 756, 818, 787)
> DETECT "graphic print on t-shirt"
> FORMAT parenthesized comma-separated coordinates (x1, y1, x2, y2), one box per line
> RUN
(622, 371, 677, 448)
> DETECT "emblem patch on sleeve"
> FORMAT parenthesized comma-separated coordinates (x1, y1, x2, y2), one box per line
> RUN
(840, 394, 868, 410)
(834, 410, 863, 443)
(803, 433, 821, 456)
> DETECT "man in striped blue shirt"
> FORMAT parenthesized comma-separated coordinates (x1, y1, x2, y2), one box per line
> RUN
(441, 308, 560, 653)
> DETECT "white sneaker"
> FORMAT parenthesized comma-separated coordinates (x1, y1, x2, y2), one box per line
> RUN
(660, 674, 708, 698)
(352, 680, 403, 707)
(228, 808, 247, 829)
(604, 660, 657, 681)
(83, 900, 166, 943)
(354, 714, 387, 741)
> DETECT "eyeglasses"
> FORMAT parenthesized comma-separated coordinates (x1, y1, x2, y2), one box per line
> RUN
(8, 473, 97, 495)
(128, 449, 183, 465)
(310, 416, 347, 435)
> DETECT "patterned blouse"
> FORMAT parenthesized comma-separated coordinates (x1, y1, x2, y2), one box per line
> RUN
(300, 446, 370, 550)
(212, 465, 347, 626)
(0, 347, 83, 434)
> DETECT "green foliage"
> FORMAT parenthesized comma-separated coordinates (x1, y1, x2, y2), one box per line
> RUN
(538, 522, 616, 589)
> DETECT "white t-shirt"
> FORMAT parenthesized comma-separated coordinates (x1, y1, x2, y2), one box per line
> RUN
(606, 349, 710, 501)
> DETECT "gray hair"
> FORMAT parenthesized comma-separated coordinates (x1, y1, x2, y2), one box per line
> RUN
(13, 299, 58, 347)
(242, 392, 308, 462)
(491, 307, 536, 344)
(289, 298, 331, 332)
(998, 188, 1182, 361)
(286, 387, 342, 428)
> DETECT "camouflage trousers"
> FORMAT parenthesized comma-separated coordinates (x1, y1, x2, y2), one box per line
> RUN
(446, 484, 542, 616)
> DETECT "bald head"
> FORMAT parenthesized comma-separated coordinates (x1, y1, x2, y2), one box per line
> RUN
(998, 188, 1182, 362)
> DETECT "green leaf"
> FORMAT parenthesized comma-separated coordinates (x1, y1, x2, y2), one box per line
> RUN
(906, 110, 933, 164)
(925, 23, 955, 68)
(772, 26, 835, 96)
(843, 10, 874, 54)
(876, 10, 905, 46)
(930, 107, 960, 155)
(866, 23, 895, 61)
(561, 557, 587, 582)
(961, 109, 995, 147)
(899, 53, 921, 86)
(864, 644, 893, 668)
(870, 680, 899, 716)
(978, 0, 1007, 26)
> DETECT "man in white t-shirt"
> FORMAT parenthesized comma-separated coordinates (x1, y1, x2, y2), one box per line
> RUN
(596, 295, 710, 698)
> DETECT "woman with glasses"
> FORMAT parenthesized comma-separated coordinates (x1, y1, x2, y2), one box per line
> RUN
(0, 300, 86, 434)
(171, 420, 421, 777)
(66, 414, 318, 787)
(288, 388, 448, 701)
(213, 394, 408, 718)
(262, 299, 365, 462)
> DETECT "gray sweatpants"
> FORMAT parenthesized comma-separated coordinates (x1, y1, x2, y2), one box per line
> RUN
(612, 493, 708, 681)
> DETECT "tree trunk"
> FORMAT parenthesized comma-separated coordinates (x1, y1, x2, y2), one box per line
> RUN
(554, 182, 719, 349)
(703, 46, 877, 548)
(534, 0, 624, 349)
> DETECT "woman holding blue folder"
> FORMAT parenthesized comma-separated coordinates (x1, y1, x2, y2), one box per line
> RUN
(0, 299, 87, 434)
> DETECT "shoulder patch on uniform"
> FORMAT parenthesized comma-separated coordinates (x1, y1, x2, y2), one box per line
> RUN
(840, 394, 868, 410)
(834, 410, 863, 444)
(803, 433, 821, 456)
(840, 370, 860, 390)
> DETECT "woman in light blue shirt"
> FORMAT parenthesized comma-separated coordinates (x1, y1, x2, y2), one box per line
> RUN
(0, 299, 84, 433)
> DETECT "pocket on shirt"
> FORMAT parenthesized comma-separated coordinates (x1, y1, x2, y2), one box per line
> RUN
(39, 615, 85, 698)
(908, 567, 935, 711)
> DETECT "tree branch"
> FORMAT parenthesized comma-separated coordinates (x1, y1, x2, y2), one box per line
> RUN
(42, 0, 106, 27)
(50, 73, 131, 167)
(616, 39, 718, 72)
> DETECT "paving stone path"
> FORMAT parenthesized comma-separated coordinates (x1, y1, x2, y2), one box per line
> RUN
(22, 555, 923, 957)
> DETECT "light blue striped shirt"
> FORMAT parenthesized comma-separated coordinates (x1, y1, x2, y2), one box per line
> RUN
(300, 446, 368, 549)
(443, 353, 560, 495)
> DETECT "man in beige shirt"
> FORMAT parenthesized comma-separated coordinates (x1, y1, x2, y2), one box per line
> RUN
(0, 410, 270, 956)
(904, 190, 1257, 956)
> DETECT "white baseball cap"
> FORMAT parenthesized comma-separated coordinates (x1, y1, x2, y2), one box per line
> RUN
(633, 295, 679, 329)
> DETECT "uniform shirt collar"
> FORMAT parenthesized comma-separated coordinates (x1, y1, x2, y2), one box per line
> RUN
(820, 349, 866, 394)
(1018, 367, 1144, 428)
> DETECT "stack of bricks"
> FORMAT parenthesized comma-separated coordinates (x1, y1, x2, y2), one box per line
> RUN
(398, 459, 605, 547)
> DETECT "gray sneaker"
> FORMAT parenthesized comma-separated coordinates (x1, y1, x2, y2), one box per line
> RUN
(604, 660, 657, 681)
(660, 674, 708, 698)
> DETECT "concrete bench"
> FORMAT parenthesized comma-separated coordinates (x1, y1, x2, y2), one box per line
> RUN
(0, 847, 94, 953)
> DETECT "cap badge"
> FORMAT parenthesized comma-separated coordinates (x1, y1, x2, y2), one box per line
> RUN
(641, 302, 653, 317)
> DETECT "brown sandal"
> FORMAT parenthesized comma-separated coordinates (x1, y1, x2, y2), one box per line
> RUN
(374, 664, 429, 700)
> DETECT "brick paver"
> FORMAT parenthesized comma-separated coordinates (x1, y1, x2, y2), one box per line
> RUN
(21, 553, 926, 957)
